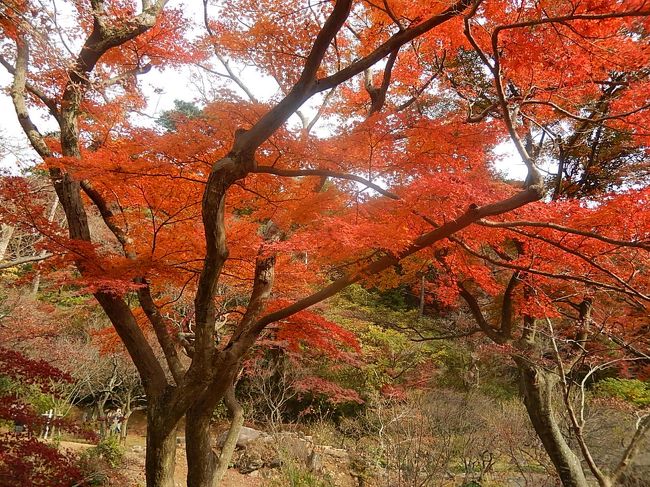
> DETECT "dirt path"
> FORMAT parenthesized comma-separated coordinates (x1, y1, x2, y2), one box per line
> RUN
(121, 446, 262, 487)
(60, 438, 263, 487)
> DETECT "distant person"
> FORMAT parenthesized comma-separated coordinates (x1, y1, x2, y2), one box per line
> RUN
(111, 408, 123, 435)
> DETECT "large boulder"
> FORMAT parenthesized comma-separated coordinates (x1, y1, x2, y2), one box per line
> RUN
(217, 426, 267, 448)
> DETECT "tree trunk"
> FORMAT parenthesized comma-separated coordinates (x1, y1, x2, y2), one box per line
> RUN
(0, 223, 14, 260)
(185, 366, 239, 487)
(516, 360, 589, 487)
(96, 398, 108, 438)
(186, 402, 218, 487)
(214, 385, 244, 484)
(120, 410, 133, 444)
(31, 195, 58, 296)
(146, 403, 177, 487)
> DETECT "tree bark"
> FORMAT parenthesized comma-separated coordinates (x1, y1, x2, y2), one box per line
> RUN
(186, 402, 218, 487)
(215, 384, 244, 484)
(120, 410, 133, 443)
(0, 223, 14, 260)
(516, 359, 589, 487)
(185, 365, 239, 487)
(146, 401, 178, 487)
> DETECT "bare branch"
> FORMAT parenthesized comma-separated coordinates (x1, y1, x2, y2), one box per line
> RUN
(0, 253, 53, 270)
(137, 283, 187, 384)
(0, 53, 59, 119)
(612, 414, 650, 483)
(253, 165, 399, 199)
(458, 282, 508, 343)
(8, 38, 52, 159)
(477, 219, 650, 251)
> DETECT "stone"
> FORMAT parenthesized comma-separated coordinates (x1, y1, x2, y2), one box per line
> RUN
(217, 426, 266, 448)
(320, 445, 348, 459)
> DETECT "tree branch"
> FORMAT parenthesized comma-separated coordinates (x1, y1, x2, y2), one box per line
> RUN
(612, 414, 650, 483)
(0, 53, 59, 120)
(500, 271, 521, 338)
(453, 237, 648, 303)
(477, 219, 650, 251)
(458, 282, 508, 343)
(316, 0, 473, 93)
(0, 253, 53, 270)
(250, 184, 544, 337)
(252, 166, 399, 199)
(137, 283, 186, 385)
(202, 0, 259, 103)
(502, 227, 650, 302)
(8, 38, 52, 159)
(521, 99, 650, 124)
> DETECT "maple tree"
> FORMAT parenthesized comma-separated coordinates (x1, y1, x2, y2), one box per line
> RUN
(1, 0, 649, 486)
(0, 348, 85, 487)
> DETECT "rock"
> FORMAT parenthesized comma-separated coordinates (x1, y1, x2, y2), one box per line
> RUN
(229, 429, 357, 486)
(234, 436, 280, 474)
(320, 445, 348, 459)
(308, 450, 323, 472)
(176, 437, 186, 447)
(217, 426, 266, 448)
(238, 451, 265, 474)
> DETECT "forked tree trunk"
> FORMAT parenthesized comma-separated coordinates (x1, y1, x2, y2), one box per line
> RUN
(516, 360, 589, 487)
(146, 402, 178, 487)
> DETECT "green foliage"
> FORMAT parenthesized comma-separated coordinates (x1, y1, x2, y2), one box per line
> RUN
(157, 100, 202, 131)
(0, 375, 56, 413)
(321, 285, 457, 402)
(38, 287, 91, 308)
(337, 284, 413, 312)
(87, 435, 125, 468)
(594, 378, 650, 407)
(270, 459, 334, 487)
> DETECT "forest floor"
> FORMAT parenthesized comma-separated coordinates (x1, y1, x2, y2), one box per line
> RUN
(60, 437, 262, 487)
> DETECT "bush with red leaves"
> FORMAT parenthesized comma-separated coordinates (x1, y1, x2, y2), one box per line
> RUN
(0, 348, 85, 486)
(0, 434, 82, 487)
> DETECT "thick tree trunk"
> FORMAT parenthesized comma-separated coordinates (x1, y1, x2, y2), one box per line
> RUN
(516, 360, 589, 487)
(146, 403, 177, 487)
(186, 402, 218, 487)
(185, 365, 240, 487)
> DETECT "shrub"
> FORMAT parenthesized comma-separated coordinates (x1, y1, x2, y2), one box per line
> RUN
(89, 435, 125, 468)
(271, 459, 334, 487)
(593, 378, 650, 407)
